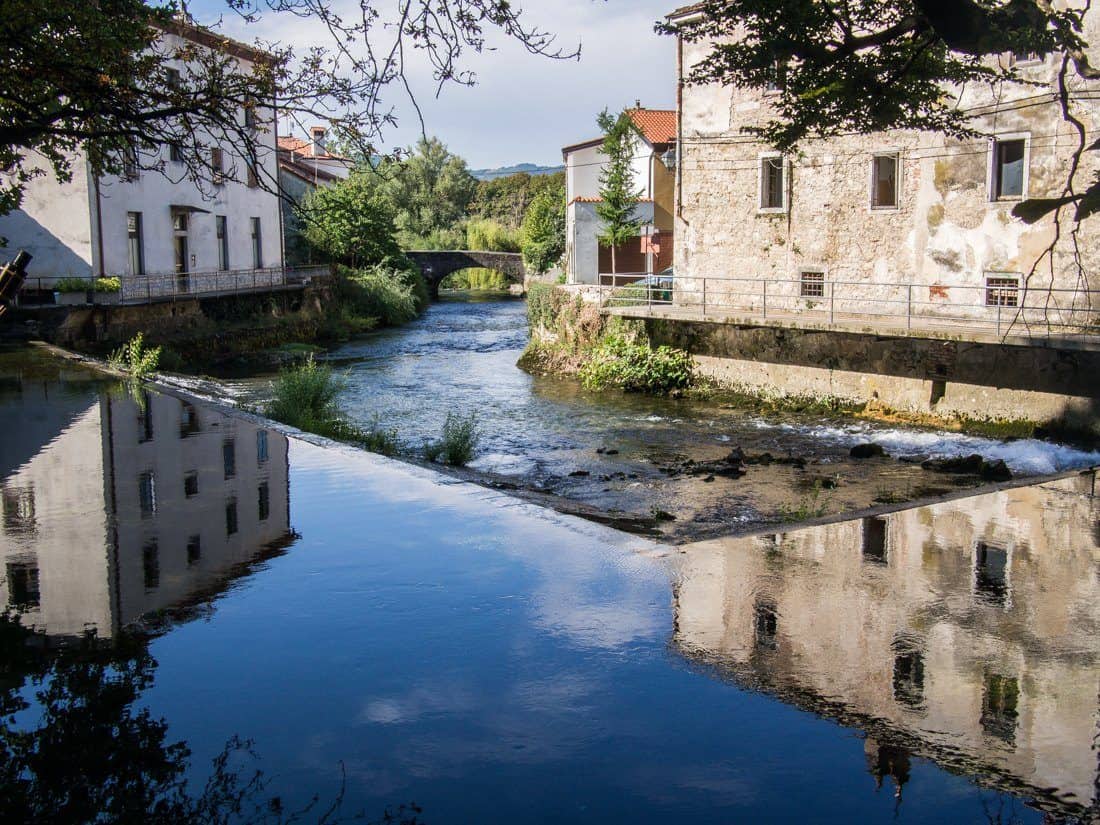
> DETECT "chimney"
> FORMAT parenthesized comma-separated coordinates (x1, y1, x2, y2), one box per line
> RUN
(310, 126, 326, 157)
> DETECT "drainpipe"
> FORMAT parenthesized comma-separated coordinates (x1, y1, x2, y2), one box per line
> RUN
(93, 175, 106, 277)
(676, 33, 685, 224)
(273, 95, 286, 270)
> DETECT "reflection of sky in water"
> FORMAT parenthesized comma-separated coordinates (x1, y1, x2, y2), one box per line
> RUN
(136, 439, 1052, 822)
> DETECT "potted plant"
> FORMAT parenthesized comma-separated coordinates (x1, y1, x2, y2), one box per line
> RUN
(92, 276, 123, 304)
(54, 277, 91, 306)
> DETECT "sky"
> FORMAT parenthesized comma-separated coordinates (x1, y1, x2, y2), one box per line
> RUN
(191, 0, 678, 169)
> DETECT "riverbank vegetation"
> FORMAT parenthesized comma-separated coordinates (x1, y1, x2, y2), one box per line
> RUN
(108, 333, 161, 378)
(424, 412, 481, 466)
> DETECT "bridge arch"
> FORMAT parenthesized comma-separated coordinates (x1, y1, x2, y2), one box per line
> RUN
(406, 250, 526, 299)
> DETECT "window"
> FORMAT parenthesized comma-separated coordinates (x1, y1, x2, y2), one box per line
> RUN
(250, 217, 263, 268)
(127, 212, 145, 276)
(184, 471, 198, 498)
(800, 270, 825, 299)
(764, 56, 787, 92)
(180, 402, 199, 437)
(981, 672, 1019, 742)
(142, 541, 160, 589)
(216, 215, 229, 271)
(871, 154, 899, 208)
(256, 430, 269, 464)
(169, 143, 183, 163)
(6, 562, 40, 608)
(172, 210, 190, 276)
(246, 164, 259, 188)
(862, 516, 888, 564)
(892, 640, 925, 708)
(986, 275, 1020, 308)
(187, 534, 202, 565)
(759, 155, 786, 211)
(975, 541, 1009, 606)
(137, 391, 153, 443)
(211, 147, 225, 184)
(165, 67, 182, 89)
(3, 485, 36, 535)
(992, 137, 1027, 199)
(753, 599, 779, 651)
(121, 145, 139, 181)
(223, 439, 236, 479)
(243, 98, 258, 129)
(226, 498, 239, 536)
(138, 472, 156, 517)
(1007, 50, 1041, 67)
(258, 482, 270, 521)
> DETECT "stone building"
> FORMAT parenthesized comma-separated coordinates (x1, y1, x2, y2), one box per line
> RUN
(665, 4, 1100, 332)
(563, 108, 677, 284)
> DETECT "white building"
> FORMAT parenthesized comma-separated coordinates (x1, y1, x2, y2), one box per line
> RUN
(0, 20, 285, 299)
(563, 107, 677, 284)
(277, 126, 355, 264)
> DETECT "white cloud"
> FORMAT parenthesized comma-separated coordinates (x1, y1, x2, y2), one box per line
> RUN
(191, 0, 677, 167)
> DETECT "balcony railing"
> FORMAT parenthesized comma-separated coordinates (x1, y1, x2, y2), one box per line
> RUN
(19, 265, 332, 306)
(595, 271, 1100, 341)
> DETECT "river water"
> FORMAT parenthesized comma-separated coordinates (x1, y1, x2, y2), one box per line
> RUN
(1, 347, 1098, 821)
(218, 295, 1100, 539)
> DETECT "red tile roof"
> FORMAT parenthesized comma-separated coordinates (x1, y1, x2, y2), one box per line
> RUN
(277, 135, 349, 161)
(626, 109, 677, 146)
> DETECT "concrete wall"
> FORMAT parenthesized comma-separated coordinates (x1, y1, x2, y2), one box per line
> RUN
(676, 472, 1100, 814)
(648, 318, 1100, 430)
(673, 18, 1100, 329)
(567, 200, 654, 284)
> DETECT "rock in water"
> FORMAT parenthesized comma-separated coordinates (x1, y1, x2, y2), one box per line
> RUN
(980, 459, 1013, 482)
(921, 454, 984, 474)
(850, 443, 887, 459)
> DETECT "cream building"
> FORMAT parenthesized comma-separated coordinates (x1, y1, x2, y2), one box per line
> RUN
(0, 20, 284, 299)
(675, 472, 1100, 816)
(0, 383, 292, 640)
(665, 4, 1100, 332)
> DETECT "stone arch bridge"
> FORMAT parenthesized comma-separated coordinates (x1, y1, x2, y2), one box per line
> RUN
(406, 250, 526, 298)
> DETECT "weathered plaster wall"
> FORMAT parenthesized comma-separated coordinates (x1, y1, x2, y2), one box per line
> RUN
(648, 318, 1100, 430)
(674, 13, 1100, 329)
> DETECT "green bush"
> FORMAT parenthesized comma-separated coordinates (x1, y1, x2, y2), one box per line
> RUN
(333, 264, 421, 327)
(466, 218, 521, 252)
(265, 356, 345, 434)
(361, 415, 399, 456)
(424, 411, 480, 466)
(108, 333, 161, 378)
(54, 276, 123, 293)
(579, 335, 694, 394)
(521, 183, 565, 273)
(400, 226, 467, 251)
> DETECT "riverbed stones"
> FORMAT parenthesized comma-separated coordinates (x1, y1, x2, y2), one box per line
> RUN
(850, 443, 888, 459)
(921, 453, 1013, 481)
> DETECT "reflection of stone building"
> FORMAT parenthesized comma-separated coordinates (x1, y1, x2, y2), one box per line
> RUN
(0, 383, 292, 639)
(675, 472, 1100, 817)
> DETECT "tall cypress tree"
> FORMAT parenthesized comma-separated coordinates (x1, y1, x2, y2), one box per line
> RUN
(595, 109, 642, 275)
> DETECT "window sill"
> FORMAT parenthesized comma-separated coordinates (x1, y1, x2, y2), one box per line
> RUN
(869, 205, 900, 213)
(757, 207, 788, 215)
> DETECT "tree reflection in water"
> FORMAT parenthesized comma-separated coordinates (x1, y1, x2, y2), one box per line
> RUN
(0, 614, 421, 824)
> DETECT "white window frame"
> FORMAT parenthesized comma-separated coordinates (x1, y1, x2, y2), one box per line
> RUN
(869, 150, 902, 211)
(988, 133, 1030, 202)
(758, 152, 788, 214)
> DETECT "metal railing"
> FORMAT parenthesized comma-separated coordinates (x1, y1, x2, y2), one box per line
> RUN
(594, 271, 1100, 339)
(17, 265, 332, 307)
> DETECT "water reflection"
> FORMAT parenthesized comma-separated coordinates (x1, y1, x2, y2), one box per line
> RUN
(675, 472, 1100, 817)
(0, 379, 293, 639)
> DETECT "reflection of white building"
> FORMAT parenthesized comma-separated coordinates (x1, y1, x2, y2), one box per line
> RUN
(675, 473, 1100, 817)
(0, 20, 284, 294)
(0, 383, 291, 639)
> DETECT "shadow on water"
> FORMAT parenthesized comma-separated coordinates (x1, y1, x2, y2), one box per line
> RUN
(1, 348, 1099, 821)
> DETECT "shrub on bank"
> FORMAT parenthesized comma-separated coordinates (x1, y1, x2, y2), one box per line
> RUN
(424, 411, 480, 466)
(265, 355, 346, 435)
(332, 264, 426, 328)
(108, 333, 161, 378)
(579, 335, 694, 394)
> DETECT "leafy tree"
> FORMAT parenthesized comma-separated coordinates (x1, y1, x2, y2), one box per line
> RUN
(661, 0, 1097, 221)
(386, 137, 479, 246)
(595, 109, 643, 275)
(521, 178, 566, 273)
(297, 170, 403, 267)
(0, 1, 578, 218)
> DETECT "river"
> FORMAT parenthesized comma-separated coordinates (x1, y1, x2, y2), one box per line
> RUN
(216, 293, 1100, 539)
(1, 346, 1098, 821)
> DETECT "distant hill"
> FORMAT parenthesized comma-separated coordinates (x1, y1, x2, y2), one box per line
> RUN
(470, 163, 564, 181)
